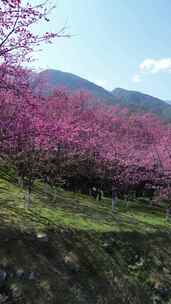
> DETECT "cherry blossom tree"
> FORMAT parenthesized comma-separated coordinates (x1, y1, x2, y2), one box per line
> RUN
(33, 89, 171, 197)
(0, 0, 68, 65)
(1, 75, 171, 205)
(0, 0, 69, 206)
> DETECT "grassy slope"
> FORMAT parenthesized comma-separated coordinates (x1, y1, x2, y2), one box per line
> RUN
(0, 172, 171, 303)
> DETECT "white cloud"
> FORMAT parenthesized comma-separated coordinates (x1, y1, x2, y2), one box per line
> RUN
(132, 57, 171, 83)
(132, 74, 141, 83)
(139, 58, 171, 74)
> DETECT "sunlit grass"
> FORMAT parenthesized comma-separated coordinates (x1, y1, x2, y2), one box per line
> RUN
(0, 172, 170, 234)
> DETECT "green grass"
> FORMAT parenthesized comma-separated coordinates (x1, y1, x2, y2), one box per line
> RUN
(1, 170, 171, 303)
(0, 171, 170, 234)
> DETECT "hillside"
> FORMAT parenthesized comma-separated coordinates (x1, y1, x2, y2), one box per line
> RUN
(0, 171, 171, 303)
(32, 69, 114, 103)
(112, 88, 171, 121)
(33, 69, 171, 121)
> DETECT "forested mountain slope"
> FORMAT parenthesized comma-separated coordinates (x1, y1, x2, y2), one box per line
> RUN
(33, 69, 171, 120)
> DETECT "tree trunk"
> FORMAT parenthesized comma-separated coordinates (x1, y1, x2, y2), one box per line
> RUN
(24, 179, 32, 208)
(18, 176, 24, 188)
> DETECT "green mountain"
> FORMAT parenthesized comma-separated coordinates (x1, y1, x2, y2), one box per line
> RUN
(112, 88, 171, 120)
(33, 69, 114, 102)
(33, 69, 171, 121)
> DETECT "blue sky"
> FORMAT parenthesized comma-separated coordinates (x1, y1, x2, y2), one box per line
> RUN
(32, 0, 171, 100)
